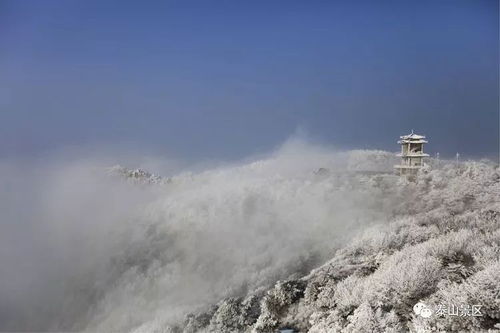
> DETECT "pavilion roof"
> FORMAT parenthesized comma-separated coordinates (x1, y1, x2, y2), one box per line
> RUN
(399, 132, 426, 140)
(398, 139, 428, 144)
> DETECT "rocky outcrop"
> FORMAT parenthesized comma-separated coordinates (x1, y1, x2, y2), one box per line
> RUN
(108, 165, 171, 185)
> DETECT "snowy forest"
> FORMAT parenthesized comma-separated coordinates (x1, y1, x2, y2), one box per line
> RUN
(1, 1, 498, 332)
(1, 143, 498, 332)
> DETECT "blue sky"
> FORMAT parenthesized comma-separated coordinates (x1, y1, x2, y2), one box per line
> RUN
(0, 0, 498, 160)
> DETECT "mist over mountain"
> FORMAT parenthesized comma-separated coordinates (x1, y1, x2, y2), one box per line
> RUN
(1, 1, 498, 331)
(0, 140, 498, 332)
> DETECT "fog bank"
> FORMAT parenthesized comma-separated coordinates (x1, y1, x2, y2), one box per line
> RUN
(0, 140, 402, 331)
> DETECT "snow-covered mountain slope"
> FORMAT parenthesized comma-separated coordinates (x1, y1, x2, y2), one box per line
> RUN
(0, 146, 497, 333)
(102, 151, 498, 333)
(166, 161, 499, 333)
(81, 149, 404, 332)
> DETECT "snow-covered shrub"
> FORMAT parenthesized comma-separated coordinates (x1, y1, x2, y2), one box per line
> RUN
(344, 302, 403, 333)
(253, 280, 305, 332)
(367, 248, 443, 314)
(208, 296, 260, 333)
(332, 275, 366, 315)
(412, 261, 500, 332)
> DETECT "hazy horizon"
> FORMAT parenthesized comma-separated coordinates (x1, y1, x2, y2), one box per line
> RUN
(1, 3, 499, 331)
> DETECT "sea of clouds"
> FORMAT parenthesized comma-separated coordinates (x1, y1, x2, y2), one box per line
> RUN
(0, 139, 403, 332)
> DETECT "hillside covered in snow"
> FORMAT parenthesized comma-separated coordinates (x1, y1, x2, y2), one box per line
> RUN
(172, 161, 499, 333)
(0, 145, 498, 332)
